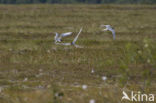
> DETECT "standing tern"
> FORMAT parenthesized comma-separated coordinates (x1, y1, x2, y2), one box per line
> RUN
(101, 25, 116, 40)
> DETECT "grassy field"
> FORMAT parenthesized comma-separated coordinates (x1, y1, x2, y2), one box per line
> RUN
(0, 4, 156, 103)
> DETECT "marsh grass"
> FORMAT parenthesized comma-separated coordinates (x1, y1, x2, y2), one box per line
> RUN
(0, 4, 156, 103)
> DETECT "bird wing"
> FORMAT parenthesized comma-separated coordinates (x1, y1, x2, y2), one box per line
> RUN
(107, 25, 112, 29)
(109, 29, 116, 40)
(61, 32, 72, 37)
(57, 32, 72, 41)
(54, 32, 59, 40)
(72, 28, 83, 44)
(101, 25, 111, 31)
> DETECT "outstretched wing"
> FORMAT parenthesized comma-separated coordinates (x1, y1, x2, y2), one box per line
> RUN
(54, 32, 59, 40)
(109, 29, 116, 40)
(61, 32, 72, 37)
(58, 32, 72, 41)
(72, 28, 83, 44)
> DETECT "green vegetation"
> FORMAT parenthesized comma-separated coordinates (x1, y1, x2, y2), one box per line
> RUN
(0, 4, 156, 103)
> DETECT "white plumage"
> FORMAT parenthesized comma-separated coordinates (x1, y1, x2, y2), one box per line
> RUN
(54, 32, 72, 43)
(101, 25, 116, 40)
(72, 28, 83, 45)
(54, 28, 83, 48)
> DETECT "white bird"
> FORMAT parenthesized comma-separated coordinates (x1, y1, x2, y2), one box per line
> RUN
(56, 28, 83, 47)
(89, 99, 95, 103)
(101, 25, 116, 40)
(82, 85, 88, 90)
(102, 76, 107, 81)
(54, 32, 72, 43)
(91, 68, 95, 73)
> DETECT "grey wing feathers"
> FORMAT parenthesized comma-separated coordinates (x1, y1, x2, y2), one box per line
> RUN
(61, 32, 72, 37)
(110, 29, 116, 40)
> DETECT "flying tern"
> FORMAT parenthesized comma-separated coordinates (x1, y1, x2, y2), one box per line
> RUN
(101, 25, 116, 40)
(54, 32, 72, 43)
(56, 28, 83, 48)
